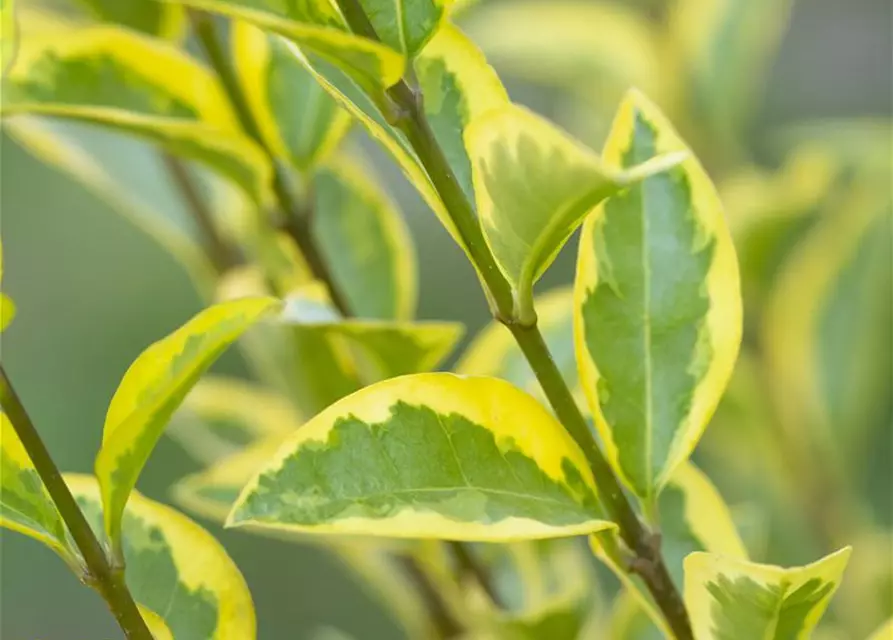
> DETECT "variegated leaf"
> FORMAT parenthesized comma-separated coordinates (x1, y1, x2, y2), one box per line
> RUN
(95, 297, 280, 554)
(575, 89, 742, 501)
(684, 547, 852, 640)
(228, 373, 615, 540)
(68, 475, 256, 640)
(0, 412, 77, 566)
(468, 103, 685, 321)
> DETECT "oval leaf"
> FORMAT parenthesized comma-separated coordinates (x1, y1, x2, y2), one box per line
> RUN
(457, 286, 586, 413)
(232, 21, 351, 171)
(468, 103, 685, 321)
(0, 412, 76, 565)
(574, 89, 742, 501)
(170, 376, 300, 465)
(2, 26, 271, 202)
(227, 373, 614, 540)
(684, 547, 852, 640)
(71, 0, 185, 40)
(95, 297, 280, 554)
(313, 155, 417, 320)
(67, 474, 256, 640)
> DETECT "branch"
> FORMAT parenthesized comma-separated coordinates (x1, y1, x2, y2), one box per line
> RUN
(331, 2, 693, 636)
(0, 365, 153, 640)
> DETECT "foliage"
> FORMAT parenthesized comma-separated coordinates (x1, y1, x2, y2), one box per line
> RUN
(0, 0, 888, 638)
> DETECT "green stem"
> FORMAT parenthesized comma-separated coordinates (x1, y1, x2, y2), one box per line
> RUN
(0, 366, 153, 640)
(332, 2, 693, 636)
(188, 10, 353, 315)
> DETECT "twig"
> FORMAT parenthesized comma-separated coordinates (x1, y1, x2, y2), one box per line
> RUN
(0, 365, 153, 639)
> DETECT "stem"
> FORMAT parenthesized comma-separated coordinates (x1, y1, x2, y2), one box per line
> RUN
(0, 366, 153, 640)
(188, 10, 352, 314)
(332, 1, 692, 636)
(161, 153, 240, 273)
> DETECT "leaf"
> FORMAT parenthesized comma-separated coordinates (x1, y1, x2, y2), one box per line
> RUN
(95, 297, 281, 555)
(763, 179, 892, 459)
(1, 26, 272, 203)
(668, 0, 794, 139)
(227, 373, 615, 540)
(684, 547, 852, 640)
(574, 88, 742, 501)
(591, 462, 745, 636)
(0, 412, 77, 566)
(286, 24, 508, 259)
(232, 22, 351, 172)
(170, 0, 403, 94)
(312, 155, 417, 320)
(464, 1, 662, 98)
(468, 103, 686, 321)
(3, 116, 217, 298)
(457, 286, 586, 414)
(67, 474, 256, 640)
(169, 376, 301, 465)
(282, 285, 464, 382)
(71, 0, 185, 40)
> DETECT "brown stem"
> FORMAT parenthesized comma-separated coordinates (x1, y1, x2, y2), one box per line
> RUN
(0, 366, 153, 639)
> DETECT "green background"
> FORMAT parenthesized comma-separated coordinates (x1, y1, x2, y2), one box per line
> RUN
(1, 0, 891, 637)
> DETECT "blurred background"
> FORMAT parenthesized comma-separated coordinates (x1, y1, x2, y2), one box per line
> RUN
(1, 0, 890, 637)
